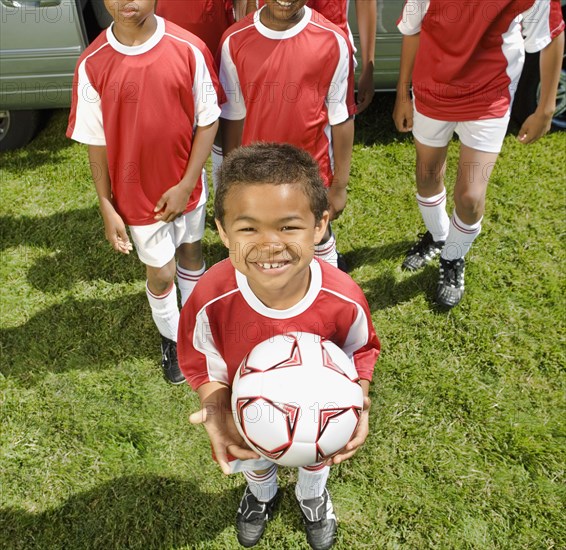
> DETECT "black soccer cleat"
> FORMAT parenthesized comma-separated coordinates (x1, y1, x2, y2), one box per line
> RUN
(236, 486, 279, 547)
(160, 336, 185, 385)
(436, 257, 465, 309)
(402, 231, 445, 271)
(298, 489, 337, 550)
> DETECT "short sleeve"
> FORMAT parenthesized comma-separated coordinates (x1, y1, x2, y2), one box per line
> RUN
(397, 0, 429, 36)
(190, 43, 223, 127)
(218, 36, 247, 120)
(522, 0, 565, 53)
(326, 31, 356, 125)
(66, 57, 106, 146)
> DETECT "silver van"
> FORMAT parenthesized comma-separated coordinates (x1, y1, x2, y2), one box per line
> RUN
(0, 0, 564, 150)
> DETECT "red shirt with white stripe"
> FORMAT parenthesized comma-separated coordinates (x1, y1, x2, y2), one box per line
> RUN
(218, 6, 356, 187)
(67, 17, 223, 226)
(397, 0, 565, 120)
(156, 0, 235, 55)
(178, 258, 380, 390)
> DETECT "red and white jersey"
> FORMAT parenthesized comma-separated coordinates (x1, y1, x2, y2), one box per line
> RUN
(397, 0, 565, 120)
(178, 258, 380, 390)
(156, 0, 235, 55)
(218, 6, 356, 187)
(67, 17, 223, 226)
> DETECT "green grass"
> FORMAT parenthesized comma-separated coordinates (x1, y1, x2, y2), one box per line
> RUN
(1, 99, 565, 549)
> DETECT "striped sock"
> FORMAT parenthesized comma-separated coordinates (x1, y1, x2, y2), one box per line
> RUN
(145, 282, 179, 341)
(212, 144, 223, 192)
(314, 232, 338, 268)
(296, 462, 330, 501)
(416, 190, 450, 242)
(176, 263, 206, 306)
(244, 464, 278, 503)
(441, 210, 482, 261)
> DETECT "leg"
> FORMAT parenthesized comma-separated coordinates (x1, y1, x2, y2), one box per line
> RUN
(296, 464, 336, 550)
(237, 465, 279, 547)
(436, 143, 499, 308)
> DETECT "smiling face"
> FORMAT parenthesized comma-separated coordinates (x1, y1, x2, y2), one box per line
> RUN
(103, 0, 156, 30)
(261, 0, 308, 31)
(216, 183, 328, 310)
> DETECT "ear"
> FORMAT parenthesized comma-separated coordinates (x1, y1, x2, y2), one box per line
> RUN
(215, 218, 231, 249)
(313, 210, 330, 245)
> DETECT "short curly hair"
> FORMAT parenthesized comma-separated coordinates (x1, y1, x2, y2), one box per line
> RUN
(215, 143, 329, 226)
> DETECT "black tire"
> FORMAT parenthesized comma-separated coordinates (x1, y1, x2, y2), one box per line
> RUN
(512, 48, 566, 130)
(0, 110, 41, 152)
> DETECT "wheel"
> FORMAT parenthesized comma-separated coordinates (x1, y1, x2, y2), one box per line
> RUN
(0, 110, 41, 152)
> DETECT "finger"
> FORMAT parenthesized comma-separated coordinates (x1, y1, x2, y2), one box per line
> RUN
(189, 408, 207, 425)
(227, 443, 260, 461)
(154, 196, 166, 213)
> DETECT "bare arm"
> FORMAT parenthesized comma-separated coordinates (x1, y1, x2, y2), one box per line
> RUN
(220, 118, 245, 156)
(392, 33, 420, 132)
(88, 145, 132, 254)
(518, 31, 565, 144)
(154, 120, 219, 222)
(328, 116, 355, 220)
(354, 0, 377, 113)
(190, 381, 260, 474)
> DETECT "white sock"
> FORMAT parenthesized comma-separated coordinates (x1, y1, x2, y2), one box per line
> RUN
(296, 463, 330, 501)
(145, 282, 179, 341)
(441, 210, 482, 261)
(416, 190, 450, 242)
(212, 144, 223, 192)
(176, 263, 205, 306)
(314, 232, 337, 268)
(244, 464, 278, 502)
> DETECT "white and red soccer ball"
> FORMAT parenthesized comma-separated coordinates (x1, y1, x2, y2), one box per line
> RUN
(231, 333, 364, 467)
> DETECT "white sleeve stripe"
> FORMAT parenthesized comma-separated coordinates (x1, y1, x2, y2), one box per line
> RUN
(70, 48, 107, 145)
(397, 0, 429, 35)
(192, 287, 241, 384)
(320, 287, 370, 357)
(219, 35, 246, 120)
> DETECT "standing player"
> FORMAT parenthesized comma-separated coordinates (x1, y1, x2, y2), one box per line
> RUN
(67, 0, 223, 383)
(393, 0, 564, 308)
(218, 0, 356, 269)
(178, 143, 380, 550)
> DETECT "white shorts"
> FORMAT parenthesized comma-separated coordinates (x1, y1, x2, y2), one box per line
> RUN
(412, 105, 510, 154)
(129, 205, 206, 268)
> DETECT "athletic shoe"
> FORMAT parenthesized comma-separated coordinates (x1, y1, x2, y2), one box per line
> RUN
(402, 231, 445, 271)
(436, 257, 465, 308)
(298, 489, 337, 550)
(336, 252, 349, 273)
(160, 336, 185, 385)
(236, 486, 279, 547)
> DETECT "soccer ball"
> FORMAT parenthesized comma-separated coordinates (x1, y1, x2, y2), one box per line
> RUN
(231, 333, 364, 467)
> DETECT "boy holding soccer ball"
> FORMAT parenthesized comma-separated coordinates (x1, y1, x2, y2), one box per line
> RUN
(178, 143, 380, 549)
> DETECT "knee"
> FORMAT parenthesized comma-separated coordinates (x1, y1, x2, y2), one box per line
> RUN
(455, 189, 485, 218)
(147, 264, 176, 294)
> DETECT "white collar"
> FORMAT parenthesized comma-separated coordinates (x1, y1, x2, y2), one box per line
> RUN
(254, 5, 312, 40)
(106, 15, 165, 56)
(236, 259, 322, 319)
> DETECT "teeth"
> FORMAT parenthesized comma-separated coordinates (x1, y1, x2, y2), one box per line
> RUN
(259, 262, 285, 269)
(276, 0, 293, 6)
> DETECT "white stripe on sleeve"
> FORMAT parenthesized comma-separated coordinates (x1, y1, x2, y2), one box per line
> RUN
(219, 36, 247, 121)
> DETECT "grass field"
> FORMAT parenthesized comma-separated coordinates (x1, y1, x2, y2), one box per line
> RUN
(1, 97, 565, 550)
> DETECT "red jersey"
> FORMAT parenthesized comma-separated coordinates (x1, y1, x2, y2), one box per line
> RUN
(218, 6, 356, 188)
(156, 0, 235, 55)
(178, 259, 380, 390)
(67, 17, 223, 226)
(398, 0, 565, 120)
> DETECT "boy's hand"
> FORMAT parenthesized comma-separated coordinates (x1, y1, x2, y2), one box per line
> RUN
(393, 90, 413, 132)
(190, 387, 260, 475)
(356, 63, 375, 114)
(101, 208, 132, 254)
(154, 182, 193, 223)
(324, 396, 371, 466)
(327, 185, 347, 220)
(517, 111, 553, 145)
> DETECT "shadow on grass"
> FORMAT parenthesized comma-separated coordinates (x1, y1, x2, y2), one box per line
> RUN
(0, 475, 242, 550)
(0, 292, 156, 383)
(1, 207, 227, 293)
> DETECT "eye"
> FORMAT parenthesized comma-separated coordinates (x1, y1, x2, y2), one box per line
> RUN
(281, 226, 300, 232)
(238, 227, 256, 233)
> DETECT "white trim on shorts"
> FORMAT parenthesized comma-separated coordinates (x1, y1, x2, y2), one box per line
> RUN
(129, 204, 206, 268)
(412, 103, 510, 154)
